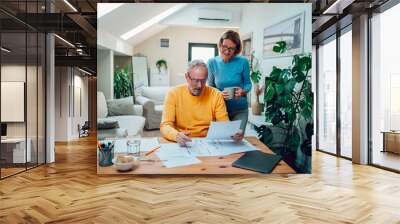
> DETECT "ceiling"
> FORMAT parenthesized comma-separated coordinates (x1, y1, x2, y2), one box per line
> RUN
(98, 0, 392, 48)
(98, 3, 243, 47)
(1, 0, 395, 75)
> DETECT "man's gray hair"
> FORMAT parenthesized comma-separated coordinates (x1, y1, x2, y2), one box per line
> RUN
(187, 59, 208, 74)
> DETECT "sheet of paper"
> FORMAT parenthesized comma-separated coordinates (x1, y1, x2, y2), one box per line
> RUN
(113, 139, 127, 153)
(216, 139, 258, 155)
(111, 138, 160, 153)
(206, 120, 241, 140)
(186, 138, 224, 157)
(156, 143, 201, 168)
(162, 157, 201, 168)
(139, 138, 160, 152)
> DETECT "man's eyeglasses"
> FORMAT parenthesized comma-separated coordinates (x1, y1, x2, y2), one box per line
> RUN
(221, 45, 236, 52)
(187, 74, 207, 84)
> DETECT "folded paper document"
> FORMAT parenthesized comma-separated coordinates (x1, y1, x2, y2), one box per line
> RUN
(186, 138, 257, 157)
(206, 120, 241, 140)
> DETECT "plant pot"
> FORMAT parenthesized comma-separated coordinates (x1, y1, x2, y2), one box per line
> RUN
(251, 101, 263, 115)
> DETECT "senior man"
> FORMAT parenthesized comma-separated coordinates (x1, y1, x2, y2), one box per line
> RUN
(160, 59, 244, 146)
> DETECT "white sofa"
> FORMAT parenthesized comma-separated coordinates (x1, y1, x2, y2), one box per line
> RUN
(97, 92, 146, 139)
(135, 87, 170, 130)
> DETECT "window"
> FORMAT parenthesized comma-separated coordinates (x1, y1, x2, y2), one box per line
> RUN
(188, 43, 218, 63)
(339, 28, 352, 158)
(317, 36, 337, 155)
(370, 3, 400, 171)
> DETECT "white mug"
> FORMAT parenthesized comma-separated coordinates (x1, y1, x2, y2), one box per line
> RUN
(224, 87, 238, 100)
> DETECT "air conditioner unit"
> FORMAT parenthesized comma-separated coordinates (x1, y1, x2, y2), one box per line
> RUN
(197, 9, 232, 22)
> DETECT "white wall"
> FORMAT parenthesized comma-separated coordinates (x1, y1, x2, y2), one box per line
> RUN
(1, 65, 36, 137)
(97, 49, 114, 99)
(55, 67, 69, 141)
(55, 67, 89, 141)
(1, 64, 46, 163)
(134, 26, 234, 86)
(240, 3, 312, 103)
(72, 74, 89, 138)
(161, 4, 242, 28)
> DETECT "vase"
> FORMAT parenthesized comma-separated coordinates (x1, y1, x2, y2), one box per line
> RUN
(251, 95, 263, 115)
(251, 84, 263, 115)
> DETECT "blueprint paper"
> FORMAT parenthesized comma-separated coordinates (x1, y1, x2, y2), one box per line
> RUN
(185, 138, 257, 157)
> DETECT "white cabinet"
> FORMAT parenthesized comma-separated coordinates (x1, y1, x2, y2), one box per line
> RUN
(132, 56, 149, 88)
(150, 69, 170, 86)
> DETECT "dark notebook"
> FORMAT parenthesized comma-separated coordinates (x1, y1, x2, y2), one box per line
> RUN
(232, 150, 282, 174)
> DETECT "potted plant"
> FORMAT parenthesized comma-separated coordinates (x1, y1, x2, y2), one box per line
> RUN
(249, 51, 264, 115)
(255, 41, 312, 173)
(156, 59, 168, 73)
(114, 66, 133, 99)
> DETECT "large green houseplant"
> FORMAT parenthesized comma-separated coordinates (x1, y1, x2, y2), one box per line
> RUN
(114, 66, 133, 99)
(256, 41, 313, 173)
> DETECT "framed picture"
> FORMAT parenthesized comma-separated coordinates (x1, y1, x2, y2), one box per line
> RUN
(263, 12, 305, 58)
(241, 32, 253, 61)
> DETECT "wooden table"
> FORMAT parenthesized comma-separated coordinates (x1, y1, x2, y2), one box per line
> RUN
(97, 136, 296, 175)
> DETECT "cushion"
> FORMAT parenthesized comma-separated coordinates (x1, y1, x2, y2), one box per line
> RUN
(97, 92, 108, 118)
(133, 104, 143, 116)
(141, 87, 170, 105)
(112, 115, 146, 137)
(107, 97, 135, 116)
(97, 118, 119, 129)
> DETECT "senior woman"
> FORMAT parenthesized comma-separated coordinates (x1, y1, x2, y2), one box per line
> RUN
(207, 30, 252, 132)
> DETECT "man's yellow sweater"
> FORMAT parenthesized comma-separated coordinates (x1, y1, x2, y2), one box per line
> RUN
(160, 84, 229, 141)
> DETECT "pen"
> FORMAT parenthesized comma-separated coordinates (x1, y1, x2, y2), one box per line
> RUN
(145, 146, 161, 156)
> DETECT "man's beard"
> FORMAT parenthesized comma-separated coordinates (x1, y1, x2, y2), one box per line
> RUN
(191, 88, 202, 96)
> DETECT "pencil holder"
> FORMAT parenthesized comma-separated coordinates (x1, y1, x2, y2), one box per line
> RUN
(98, 142, 114, 167)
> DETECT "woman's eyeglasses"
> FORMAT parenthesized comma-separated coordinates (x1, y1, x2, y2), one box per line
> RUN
(221, 45, 236, 52)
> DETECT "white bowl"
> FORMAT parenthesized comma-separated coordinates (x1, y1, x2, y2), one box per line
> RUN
(113, 155, 140, 171)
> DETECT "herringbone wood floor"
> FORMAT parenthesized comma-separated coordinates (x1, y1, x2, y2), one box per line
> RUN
(0, 135, 399, 224)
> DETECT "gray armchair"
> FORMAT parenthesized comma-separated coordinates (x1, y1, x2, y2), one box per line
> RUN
(97, 92, 146, 139)
(135, 87, 170, 130)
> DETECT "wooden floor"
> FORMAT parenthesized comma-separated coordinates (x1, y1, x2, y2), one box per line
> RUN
(372, 151, 400, 171)
(0, 135, 400, 223)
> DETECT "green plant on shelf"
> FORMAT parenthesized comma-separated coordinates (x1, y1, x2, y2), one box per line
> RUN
(156, 59, 168, 72)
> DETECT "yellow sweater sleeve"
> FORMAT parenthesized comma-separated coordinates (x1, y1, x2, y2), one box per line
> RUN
(160, 90, 179, 142)
(215, 92, 229, 122)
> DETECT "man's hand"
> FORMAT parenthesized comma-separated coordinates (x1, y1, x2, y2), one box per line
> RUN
(231, 129, 244, 142)
(176, 132, 192, 146)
